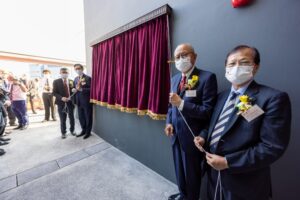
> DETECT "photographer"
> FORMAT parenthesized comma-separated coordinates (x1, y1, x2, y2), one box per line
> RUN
(0, 88, 11, 156)
(0, 70, 17, 127)
(9, 75, 28, 130)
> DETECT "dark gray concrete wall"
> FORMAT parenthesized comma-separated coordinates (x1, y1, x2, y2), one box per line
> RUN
(83, 0, 300, 199)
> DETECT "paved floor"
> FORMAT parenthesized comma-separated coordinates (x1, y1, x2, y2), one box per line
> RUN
(0, 111, 177, 199)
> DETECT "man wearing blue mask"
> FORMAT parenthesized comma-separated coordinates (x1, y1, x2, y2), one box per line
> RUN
(194, 45, 291, 200)
(72, 64, 93, 139)
(166, 43, 218, 200)
(53, 68, 76, 139)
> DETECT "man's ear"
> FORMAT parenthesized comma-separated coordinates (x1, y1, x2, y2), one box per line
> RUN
(253, 64, 260, 75)
(192, 53, 197, 66)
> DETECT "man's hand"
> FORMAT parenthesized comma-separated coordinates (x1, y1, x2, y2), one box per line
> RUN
(169, 93, 182, 107)
(71, 88, 77, 93)
(61, 97, 69, 102)
(164, 124, 174, 136)
(206, 152, 229, 171)
(4, 100, 11, 106)
(194, 136, 205, 152)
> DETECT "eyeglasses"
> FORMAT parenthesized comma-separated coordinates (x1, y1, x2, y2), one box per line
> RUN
(226, 59, 254, 67)
(175, 52, 193, 60)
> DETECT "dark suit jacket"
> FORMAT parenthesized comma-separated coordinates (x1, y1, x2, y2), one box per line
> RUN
(166, 67, 218, 154)
(73, 74, 92, 107)
(52, 78, 75, 106)
(202, 81, 292, 199)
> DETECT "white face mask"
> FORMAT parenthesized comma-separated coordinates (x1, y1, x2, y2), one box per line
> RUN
(61, 74, 69, 79)
(76, 70, 83, 76)
(225, 65, 254, 85)
(175, 57, 193, 73)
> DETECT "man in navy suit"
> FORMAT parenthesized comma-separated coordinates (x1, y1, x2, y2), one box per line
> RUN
(165, 43, 218, 200)
(72, 64, 93, 139)
(194, 45, 291, 200)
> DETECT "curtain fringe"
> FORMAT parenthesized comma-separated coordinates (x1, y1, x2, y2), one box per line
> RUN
(90, 99, 166, 120)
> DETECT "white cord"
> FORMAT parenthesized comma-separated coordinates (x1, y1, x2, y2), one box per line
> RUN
(176, 106, 207, 154)
(62, 90, 77, 114)
(213, 170, 222, 200)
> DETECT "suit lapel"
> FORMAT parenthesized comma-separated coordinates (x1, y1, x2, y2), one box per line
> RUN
(221, 81, 260, 137)
(172, 74, 181, 94)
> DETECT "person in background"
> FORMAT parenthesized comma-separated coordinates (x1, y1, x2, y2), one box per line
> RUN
(1, 70, 16, 127)
(9, 75, 28, 130)
(72, 64, 93, 139)
(41, 69, 56, 122)
(53, 68, 76, 139)
(20, 74, 29, 89)
(27, 78, 38, 114)
(0, 87, 11, 155)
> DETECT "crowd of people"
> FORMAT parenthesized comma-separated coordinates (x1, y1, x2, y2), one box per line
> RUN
(0, 64, 93, 157)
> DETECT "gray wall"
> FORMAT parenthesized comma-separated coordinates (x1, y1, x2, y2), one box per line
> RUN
(83, 0, 300, 199)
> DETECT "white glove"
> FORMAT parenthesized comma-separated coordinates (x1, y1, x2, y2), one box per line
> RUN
(71, 88, 77, 93)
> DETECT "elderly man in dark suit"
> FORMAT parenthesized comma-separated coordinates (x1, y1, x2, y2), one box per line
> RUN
(53, 68, 76, 139)
(194, 45, 291, 200)
(165, 43, 218, 200)
(72, 64, 93, 139)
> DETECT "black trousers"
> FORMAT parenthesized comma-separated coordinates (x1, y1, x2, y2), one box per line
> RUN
(78, 104, 93, 135)
(6, 106, 16, 125)
(57, 103, 75, 135)
(172, 138, 202, 200)
(28, 95, 36, 113)
(0, 124, 6, 136)
(42, 93, 56, 120)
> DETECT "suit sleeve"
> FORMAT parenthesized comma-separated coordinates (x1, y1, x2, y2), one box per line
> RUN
(225, 92, 291, 174)
(166, 103, 172, 124)
(81, 76, 91, 94)
(52, 80, 63, 101)
(1, 103, 7, 118)
(182, 73, 218, 120)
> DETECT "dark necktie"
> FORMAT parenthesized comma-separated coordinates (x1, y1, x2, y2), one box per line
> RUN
(63, 79, 70, 98)
(46, 78, 49, 87)
(179, 75, 186, 92)
(210, 92, 239, 149)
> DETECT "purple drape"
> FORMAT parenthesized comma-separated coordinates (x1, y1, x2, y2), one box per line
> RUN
(91, 15, 170, 120)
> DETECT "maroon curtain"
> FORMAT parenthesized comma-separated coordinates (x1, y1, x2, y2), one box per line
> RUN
(91, 15, 170, 120)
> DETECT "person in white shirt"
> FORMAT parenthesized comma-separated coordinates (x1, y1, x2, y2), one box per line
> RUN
(41, 69, 56, 122)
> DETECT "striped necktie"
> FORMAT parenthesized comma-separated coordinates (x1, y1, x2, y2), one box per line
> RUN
(210, 92, 239, 148)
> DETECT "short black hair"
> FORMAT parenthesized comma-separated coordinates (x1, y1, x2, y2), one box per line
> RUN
(60, 67, 69, 72)
(74, 63, 84, 69)
(42, 69, 51, 74)
(225, 45, 260, 65)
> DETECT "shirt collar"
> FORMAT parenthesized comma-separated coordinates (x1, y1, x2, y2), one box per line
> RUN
(182, 66, 195, 79)
(230, 79, 253, 95)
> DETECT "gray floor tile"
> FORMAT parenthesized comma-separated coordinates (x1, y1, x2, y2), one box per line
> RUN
(57, 150, 90, 168)
(0, 176, 17, 194)
(17, 161, 59, 185)
(0, 148, 176, 200)
(84, 142, 111, 155)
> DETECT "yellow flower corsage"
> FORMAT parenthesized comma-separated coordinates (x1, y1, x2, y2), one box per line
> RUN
(186, 75, 199, 90)
(236, 95, 252, 115)
(69, 80, 74, 87)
